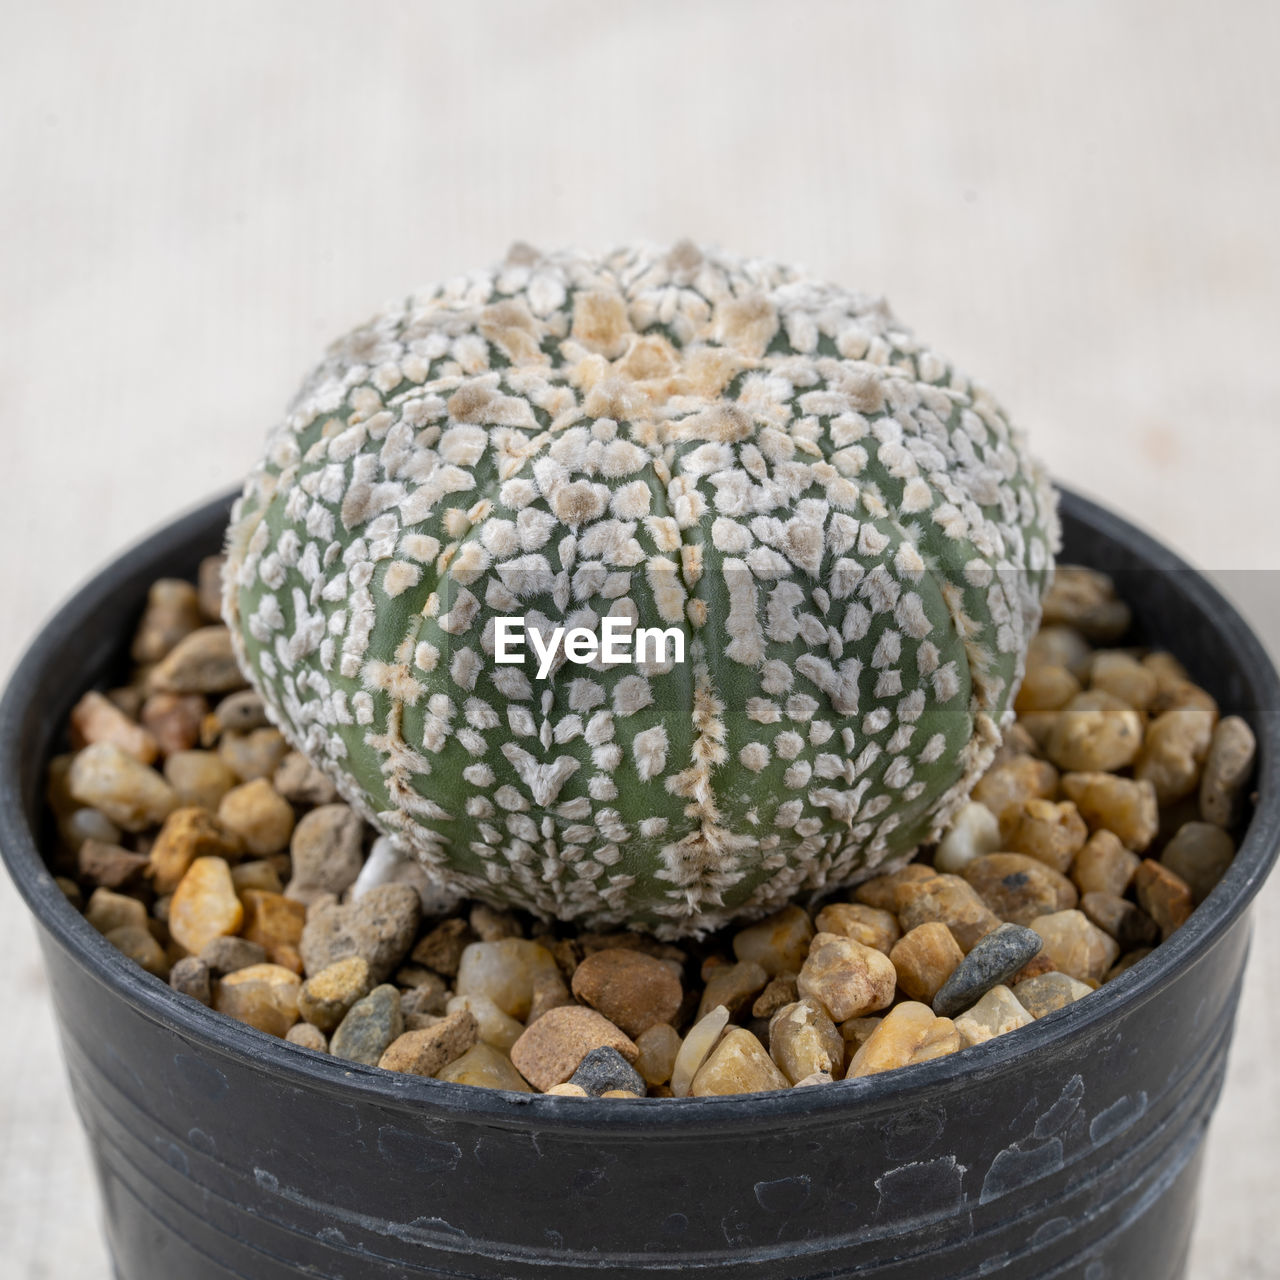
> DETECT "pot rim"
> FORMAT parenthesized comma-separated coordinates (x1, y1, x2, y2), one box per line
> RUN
(2, 485, 1277, 1136)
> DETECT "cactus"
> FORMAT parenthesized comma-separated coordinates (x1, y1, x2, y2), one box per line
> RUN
(224, 242, 1058, 937)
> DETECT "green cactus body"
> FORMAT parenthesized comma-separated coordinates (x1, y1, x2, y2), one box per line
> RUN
(225, 242, 1058, 937)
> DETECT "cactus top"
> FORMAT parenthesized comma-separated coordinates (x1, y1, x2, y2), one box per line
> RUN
(224, 242, 1058, 937)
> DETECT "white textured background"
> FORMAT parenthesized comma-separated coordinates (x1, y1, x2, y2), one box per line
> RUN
(2, 3, 1278, 1276)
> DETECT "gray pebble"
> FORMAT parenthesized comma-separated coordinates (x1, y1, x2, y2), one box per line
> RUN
(213, 690, 269, 734)
(299, 883, 421, 983)
(199, 936, 268, 976)
(330, 985, 403, 1066)
(932, 923, 1043, 1018)
(287, 804, 364, 899)
(568, 1046, 647, 1098)
(169, 955, 212, 1005)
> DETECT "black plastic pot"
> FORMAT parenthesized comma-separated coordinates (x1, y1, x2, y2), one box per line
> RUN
(1, 488, 1276, 1280)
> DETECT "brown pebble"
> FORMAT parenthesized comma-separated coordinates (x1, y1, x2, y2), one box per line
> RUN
(68, 743, 177, 833)
(297, 956, 373, 1032)
(164, 751, 237, 811)
(813, 902, 900, 954)
(69, 691, 158, 764)
(77, 839, 149, 890)
(768, 998, 844, 1083)
(1014, 663, 1081, 713)
(853, 863, 934, 912)
(509, 1005, 638, 1092)
(848, 1002, 959, 1076)
(1004, 799, 1089, 873)
(214, 963, 301, 1037)
(436, 1043, 532, 1092)
(890, 923, 964, 1003)
(286, 804, 364, 899)
(696, 959, 769, 1022)
(797, 933, 897, 1022)
(217, 780, 296, 856)
(231, 860, 283, 895)
(954, 986, 1033, 1047)
(1133, 860, 1194, 939)
(411, 918, 476, 977)
(469, 902, 522, 941)
(141, 693, 207, 756)
(1070, 829, 1140, 899)
(689, 1027, 789, 1096)
(149, 626, 245, 695)
(196, 556, 225, 622)
(526, 968, 575, 1023)
(105, 924, 170, 977)
(1136, 707, 1215, 805)
(962, 853, 1078, 926)
(168, 856, 244, 954)
(240, 890, 307, 972)
(1061, 772, 1159, 852)
(972, 756, 1059, 829)
(895, 874, 1002, 952)
(752, 973, 799, 1019)
(1199, 716, 1256, 828)
(1080, 892, 1160, 950)
(1160, 822, 1235, 905)
(219, 728, 289, 784)
(1013, 971, 1093, 1018)
(378, 1009, 478, 1076)
(731, 905, 814, 976)
(199, 935, 267, 975)
(285, 1022, 328, 1052)
(633, 1023, 682, 1086)
(169, 954, 212, 1004)
(273, 752, 339, 806)
(1031, 910, 1119, 984)
(572, 947, 683, 1037)
(149, 807, 242, 895)
(1089, 651, 1157, 712)
(1104, 948, 1154, 982)
(1040, 566, 1131, 641)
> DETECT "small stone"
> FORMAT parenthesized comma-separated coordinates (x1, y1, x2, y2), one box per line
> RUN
(299, 885, 419, 983)
(1161, 822, 1236, 904)
(696, 959, 769, 1021)
(932, 800, 1003, 874)
(839, 1016, 883, 1056)
(330, 984, 404, 1065)
(1026, 625, 1094, 677)
(1088, 651, 1158, 712)
(1014, 663, 1082, 714)
(84, 887, 148, 934)
(962, 853, 1078, 926)
(455, 939, 562, 1020)
(1047, 707, 1143, 773)
(633, 1023, 682, 1086)
(954, 985, 1034, 1047)
(399, 973, 449, 1014)
(569, 1046, 648, 1097)
(752, 973, 799, 1019)
(378, 1009, 478, 1076)
(972, 756, 1059, 827)
(1135, 707, 1215, 805)
(445, 994, 524, 1051)
(285, 804, 364, 901)
(1004, 799, 1090, 873)
(411, 918, 475, 977)
(57, 807, 123, 854)
(197, 555, 225, 622)
(1030, 910, 1120, 983)
(214, 963, 301, 1037)
(297, 956, 374, 1032)
(1079, 892, 1159, 949)
(813, 902, 900, 953)
(670, 1005, 730, 1097)
(1200, 716, 1257, 828)
(168, 856, 244, 954)
(527, 968, 574, 1023)
(469, 902, 522, 941)
(273, 752, 339, 806)
(545, 1082, 589, 1097)
(690, 1028, 789, 1096)
(169, 955, 212, 1004)
(794, 1071, 835, 1088)
(212, 690, 269, 735)
(932, 923, 1043, 1017)
(509, 1005, 638, 1092)
(217, 779, 295, 856)
(848, 1002, 959, 1076)
(894, 874, 1002, 952)
(1009, 952, 1058, 985)
(132, 579, 203, 663)
(68, 743, 177, 833)
(1134, 860, 1194, 939)
(731, 905, 814, 976)
(436, 1043, 532, 1092)
(148, 807, 242, 895)
(285, 1022, 328, 1052)
(240, 890, 306, 971)
(77, 839, 148, 890)
(105, 924, 170, 977)
(231, 860, 283, 895)
(199, 936, 267, 975)
(70, 691, 158, 764)
(149, 626, 245, 695)
(797, 933, 897, 1021)
(218, 728, 289, 783)
(768, 997, 844, 1083)
(164, 750, 237, 811)
(889, 923, 964, 1003)
(1070, 830, 1140, 898)
(1040, 565, 1130, 641)
(1105, 949, 1155, 982)
(140, 693, 207, 756)
(852, 863, 935, 911)
(571, 947, 682, 1037)
(1013, 971, 1093, 1018)
(1061, 772, 1159, 852)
